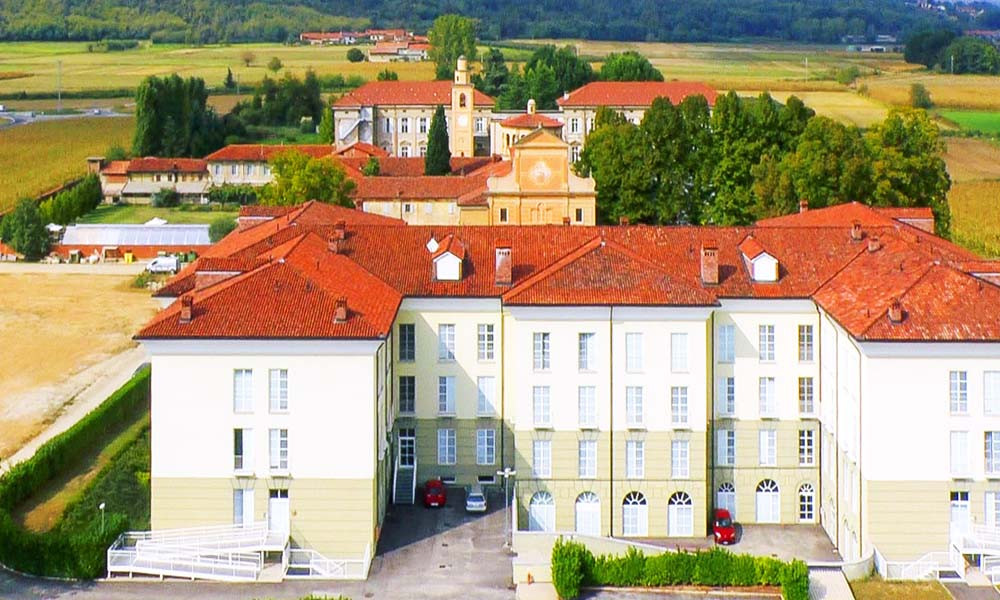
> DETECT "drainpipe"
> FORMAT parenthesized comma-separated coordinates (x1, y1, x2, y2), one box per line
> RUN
(708, 311, 715, 536)
(816, 309, 823, 531)
(857, 341, 863, 559)
(608, 306, 615, 537)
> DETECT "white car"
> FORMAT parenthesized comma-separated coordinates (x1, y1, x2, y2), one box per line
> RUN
(465, 485, 487, 513)
(146, 256, 179, 274)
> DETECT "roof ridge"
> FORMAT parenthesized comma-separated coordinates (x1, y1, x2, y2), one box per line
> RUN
(857, 261, 937, 338)
(503, 236, 604, 301)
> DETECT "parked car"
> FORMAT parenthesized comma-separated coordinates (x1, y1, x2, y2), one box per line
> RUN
(712, 508, 736, 545)
(146, 255, 179, 274)
(465, 484, 487, 513)
(423, 479, 447, 508)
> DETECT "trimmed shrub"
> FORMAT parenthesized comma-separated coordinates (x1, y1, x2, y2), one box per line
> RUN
(551, 538, 590, 599)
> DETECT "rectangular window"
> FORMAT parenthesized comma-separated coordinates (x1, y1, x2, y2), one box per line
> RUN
(799, 430, 815, 466)
(759, 377, 776, 417)
(233, 489, 251, 526)
(403, 202, 414, 214)
(578, 386, 597, 428)
(230, 164, 238, 175)
(477, 324, 495, 361)
(499, 207, 509, 223)
(533, 440, 552, 478)
(437, 376, 455, 414)
(718, 376, 736, 416)
(474, 117, 487, 134)
(398, 324, 415, 361)
(759, 325, 775, 361)
(718, 324, 735, 363)
(570, 118, 580, 133)
(574, 207, 584, 222)
(438, 324, 456, 361)
(533, 332, 550, 370)
(626, 386, 644, 427)
(476, 429, 495, 465)
(399, 376, 415, 413)
(579, 439, 597, 478)
(477, 376, 496, 415)
(625, 332, 643, 371)
(988, 491, 1000, 527)
(268, 369, 288, 412)
(671, 386, 689, 426)
(952, 431, 971, 476)
(759, 430, 777, 466)
(717, 429, 735, 466)
(586, 117, 594, 132)
(799, 377, 815, 415)
(400, 117, 409, 133)
(214, 164, 221, 177)
(233, 428, 252, 471)
(437, 429, 456, 465)
(986, 372, 1000, 415)
(626, 440, 644, 479)
(384, 118, 392, 133)
(268, 428, 288, 470)
(986, 432, 1000, 475)
(670, 333, 689, 372)
(419, 117, 428, 133)
(951, 371, 968, 414)
(672, 440, 690, 478)
(798, 325, 814, 361)
(533, 386, 551, 427)
(578, 332, 596, 371)
(233, 369, 253, 412)
(399, 145, 410, 158)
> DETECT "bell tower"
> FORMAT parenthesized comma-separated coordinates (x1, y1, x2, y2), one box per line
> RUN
(450, 56, 475, 157)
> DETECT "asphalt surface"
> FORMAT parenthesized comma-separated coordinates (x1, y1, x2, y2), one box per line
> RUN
(0, 488, 514, 599)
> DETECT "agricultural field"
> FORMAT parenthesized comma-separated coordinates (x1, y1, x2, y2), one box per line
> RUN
(0, 117, 134, 213)
(746, 90, 888, 127)
(77, 204, 239, 225)
(949, 180, 1000, 258)
(863, 72, 1000, 111)
(0, 272, 158, 460)
(942, 138, 1000, 183)
(938, 109, 1000, 135)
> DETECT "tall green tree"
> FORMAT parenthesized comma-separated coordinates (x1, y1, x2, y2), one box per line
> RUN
(224, 68, 236, 90)
(425, 105, 451, 176)
(132, 75, 225, 157)
(428, 14, 478, 80)
(0, 199, 49, 259)
(904, 29, 957, 68)
(472, 48, 510, 97)
(939, 36, 1000, 75)
(575, 118, 654, 224)
(599, 51, 664, 81)
(524, 45, 595, 97)
(497, 66, 529, 111)
(525, 63, 560, 110)
(317, 105, 334, 144)
(261, 150, 356, 207)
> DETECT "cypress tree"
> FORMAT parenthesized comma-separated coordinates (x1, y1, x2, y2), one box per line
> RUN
(425, 105, 451, 176)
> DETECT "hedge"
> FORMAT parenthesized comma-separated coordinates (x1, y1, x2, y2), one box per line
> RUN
(551, 538, 810, 600)
(0, 366, 150, 578)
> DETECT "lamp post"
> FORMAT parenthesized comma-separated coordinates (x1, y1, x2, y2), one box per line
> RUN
(496, 467, 516, 548)
(98, 502, 106, 534)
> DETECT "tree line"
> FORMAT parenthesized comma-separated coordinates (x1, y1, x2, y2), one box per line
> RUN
(577, 93, 951, 236)
(905, 29, 1000, 75)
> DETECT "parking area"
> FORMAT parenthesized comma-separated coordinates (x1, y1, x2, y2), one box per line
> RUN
(642, 524, 839, 563)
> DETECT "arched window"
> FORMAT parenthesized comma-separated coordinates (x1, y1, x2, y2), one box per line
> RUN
(529, 491, 555, 532)
(755, 479, 780, 523)
(459, 93, 467, 108)
(622, 492, 648, 536)
(575, 492, 601, 536)
(668, 492, 694, 537)
(798, 483, 815, 522)
(717, 482, 736, 518)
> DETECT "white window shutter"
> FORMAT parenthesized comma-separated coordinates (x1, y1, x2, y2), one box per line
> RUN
(987, 492, 998, 528)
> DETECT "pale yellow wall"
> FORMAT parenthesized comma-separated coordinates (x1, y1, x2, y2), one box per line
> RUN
(362, 199, 460, 225)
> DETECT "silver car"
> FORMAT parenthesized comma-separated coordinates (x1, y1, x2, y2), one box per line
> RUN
(465, 485, 487, 513)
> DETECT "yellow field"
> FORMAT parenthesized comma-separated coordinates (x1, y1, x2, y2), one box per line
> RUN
(0, 117, 134, 212)
(949, 180, 1000, 257)
(943, 138, 1000, 183)
(863, 72, 1000, 111)
(739, 90, 888, 127)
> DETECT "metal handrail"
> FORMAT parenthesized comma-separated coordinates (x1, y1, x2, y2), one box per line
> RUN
(410, 454, 417, 505)
(392, 451, 400, 504)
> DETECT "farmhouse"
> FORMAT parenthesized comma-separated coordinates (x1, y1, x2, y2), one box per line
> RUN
(95, 157, 211, 204)
(124, 199, 1000, 582)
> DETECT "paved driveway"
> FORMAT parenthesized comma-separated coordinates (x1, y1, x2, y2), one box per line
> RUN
(0, 488, 515, 599)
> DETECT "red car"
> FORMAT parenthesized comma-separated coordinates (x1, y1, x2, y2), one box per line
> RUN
(423, 479, 447, 508)
(713, 508, 736, 545)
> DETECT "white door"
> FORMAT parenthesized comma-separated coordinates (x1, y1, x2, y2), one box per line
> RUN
(951, 491, 970, 537)
(399, 428, 415, 467)
(755, 480, 780, 523)
(622, 492, 648, 536)
(268, 489, 290, 535)
(575, 492, 601, 536)
(717, 483, 736, 519)
(529, 492, 555, 532)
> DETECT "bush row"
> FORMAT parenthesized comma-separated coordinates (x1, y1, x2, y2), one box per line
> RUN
(0, 366, 150, 578)
(551, 539, 809, 600)
(38, 173, 102, 225)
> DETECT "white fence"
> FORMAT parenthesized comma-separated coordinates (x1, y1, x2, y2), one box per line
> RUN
(285, 544, 371, 580)
(875, 547, 962, 581)
(107, 543, 263, 581)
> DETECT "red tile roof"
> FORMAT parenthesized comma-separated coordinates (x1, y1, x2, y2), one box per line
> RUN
(204, 144, 333, 162)
(333, 81, 495, 107)
(737, 235, 767, 259)
(352, 173, 489, 201)
(339, 156, 500, 178)
(141, 202, 1000, 342)
(128, 157, 207, 173)
(332, 142, 390, 158)
(101, 160, 131, 176)
(500, 113, 564, 129)
(557, 81, 718, 108)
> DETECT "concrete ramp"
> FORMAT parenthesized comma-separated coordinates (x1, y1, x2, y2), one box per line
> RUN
(809, 567, 855, 600)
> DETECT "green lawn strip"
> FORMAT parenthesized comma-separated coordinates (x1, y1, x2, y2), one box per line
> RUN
(77, 204, 239, 225)
(850, 577, 951, 600)
(11, 410, 149, 533)
(938, 109, 1000, 135)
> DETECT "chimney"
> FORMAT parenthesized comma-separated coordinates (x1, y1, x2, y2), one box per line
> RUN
(334, 220, 346, 240)
(562, 216, 571, 226)
(850, 220, 863, 242)
(619, 216, 630, 226)
(888, 298, 904, 324)
(495, 243, 512, 286)
(527, 98, 537, 115)
(328, 235, 340, 254)
(179, 296, 193, 324)
(701, 244, 719, 285)
(799, 199, 809, 213)
(334, 296, 348, 323)
(867, 235, 880, 253)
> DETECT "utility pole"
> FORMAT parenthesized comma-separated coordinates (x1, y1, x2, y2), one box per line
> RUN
(951, 54, 955, 75)
(57, 60, 62, 112)
(496, 467, 516, 548)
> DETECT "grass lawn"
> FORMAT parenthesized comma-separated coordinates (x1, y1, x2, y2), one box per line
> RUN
(938, 109, 1000, 135)
(77, 204, 239, 225)
(850, 578, 950, 600)
(0, 116, 133, 213)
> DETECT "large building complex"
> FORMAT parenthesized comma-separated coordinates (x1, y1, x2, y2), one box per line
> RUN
(128, 199, 1000, 581)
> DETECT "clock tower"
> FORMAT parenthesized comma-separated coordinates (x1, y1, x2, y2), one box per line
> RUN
(450, 56, 475, 157)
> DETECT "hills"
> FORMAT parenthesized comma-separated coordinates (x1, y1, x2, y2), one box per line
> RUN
(0, 0, 957, 44)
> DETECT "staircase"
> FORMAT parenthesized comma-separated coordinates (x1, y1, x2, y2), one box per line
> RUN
(392, 452, 417, 505)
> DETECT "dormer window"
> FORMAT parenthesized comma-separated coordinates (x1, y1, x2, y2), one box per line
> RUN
(431, 234, 466, 281)
(739, 236, 779, 283)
